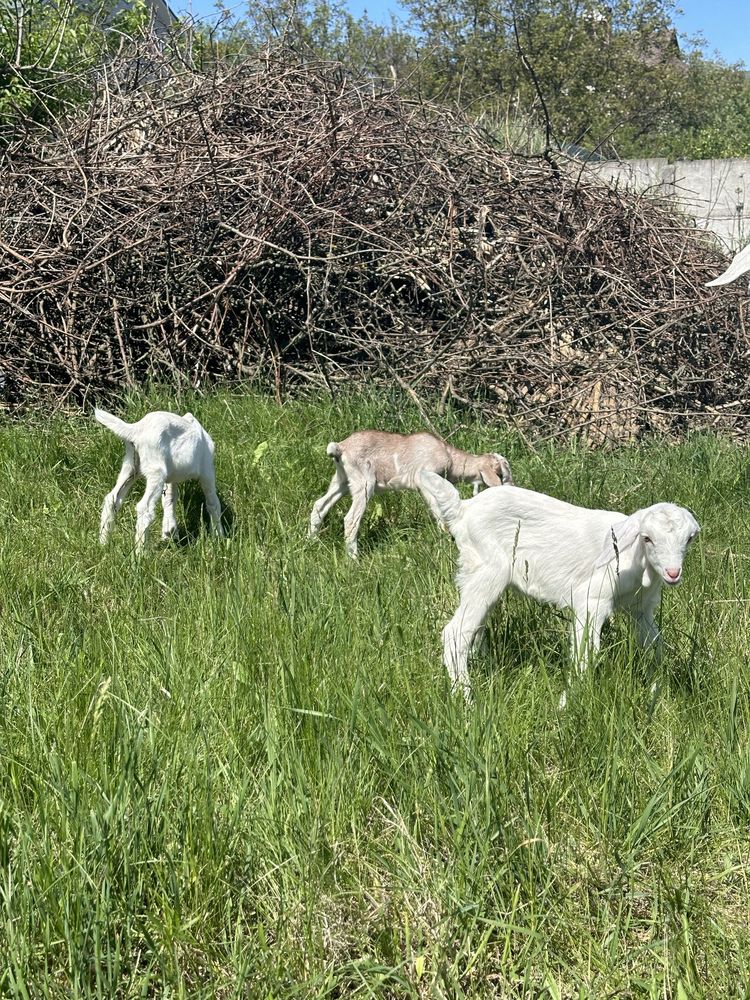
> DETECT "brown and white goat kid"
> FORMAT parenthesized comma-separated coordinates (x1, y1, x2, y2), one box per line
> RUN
(309, 430, 513, 558)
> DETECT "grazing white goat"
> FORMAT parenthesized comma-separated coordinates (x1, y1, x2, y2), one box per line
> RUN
(309, 430, 513, 559)
(419, 472, 699, 706)
(705, 243, 750, 287)
(95, 408, 224, 552)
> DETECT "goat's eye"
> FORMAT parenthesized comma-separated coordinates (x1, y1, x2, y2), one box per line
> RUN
(643, 536, 653, 545)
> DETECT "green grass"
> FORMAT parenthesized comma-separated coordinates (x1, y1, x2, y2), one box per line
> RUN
(0, 388, 748, 998)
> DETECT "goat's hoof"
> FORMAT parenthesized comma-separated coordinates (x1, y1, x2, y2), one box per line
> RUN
(558, 690, 568, 711)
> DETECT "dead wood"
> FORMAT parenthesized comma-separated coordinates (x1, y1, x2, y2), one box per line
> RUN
(0, 42, 746, 442)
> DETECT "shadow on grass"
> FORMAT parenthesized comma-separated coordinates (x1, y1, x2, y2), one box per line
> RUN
(168, 484, 236, 546)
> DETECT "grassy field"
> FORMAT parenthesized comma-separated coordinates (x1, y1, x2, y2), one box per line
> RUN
(0, 388, 748, 998)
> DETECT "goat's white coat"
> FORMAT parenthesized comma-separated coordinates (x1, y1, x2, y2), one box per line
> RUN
(309, 430, 513, 558)
(95, 408, 224, 551)
(705, 243, 750, 287)
(419, 471, 699, 704)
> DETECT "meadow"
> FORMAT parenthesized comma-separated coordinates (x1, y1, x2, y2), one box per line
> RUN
(0, 388, 748, 998)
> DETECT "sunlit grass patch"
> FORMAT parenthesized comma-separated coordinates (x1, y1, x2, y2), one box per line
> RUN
(0, 388, 746, 997)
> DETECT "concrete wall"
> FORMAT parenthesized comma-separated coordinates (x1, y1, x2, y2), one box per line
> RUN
(589, 157, 750, 251)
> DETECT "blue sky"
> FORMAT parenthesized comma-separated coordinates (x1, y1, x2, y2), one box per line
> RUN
(173, 0, 750, 67)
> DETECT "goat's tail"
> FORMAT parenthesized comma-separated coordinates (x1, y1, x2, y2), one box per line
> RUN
(326, 441, 343, 461)
(93, 407, 135, 441)
(419, 470, 462, 534)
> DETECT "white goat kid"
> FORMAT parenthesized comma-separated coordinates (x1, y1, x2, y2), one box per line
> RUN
(705, 243, 750, 288)
(419, 472, 699, 705)
(309, 430, 513, 559)
(95, 408, 224, 552)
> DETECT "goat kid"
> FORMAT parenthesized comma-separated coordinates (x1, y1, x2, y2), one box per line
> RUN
(309, 430, 513, 558)
(705, 243, 750, 288)
(419, 471, 699, 706)
(95, 408, 224, 552)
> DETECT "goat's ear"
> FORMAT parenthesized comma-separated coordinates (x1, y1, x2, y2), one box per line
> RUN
(494, 454, 514, 485)
(596, 511, 643, 568)
(480, 467, 503, 487)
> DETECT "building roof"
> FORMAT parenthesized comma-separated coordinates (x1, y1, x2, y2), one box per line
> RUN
(80, 1, 178, 33)
(115, 0, 177, 31)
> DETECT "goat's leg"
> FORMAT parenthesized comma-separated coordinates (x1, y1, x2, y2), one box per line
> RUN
(559, 605, 607, 709)
(135, 474, 165, 552)
(100, 447, 137, 545)
(442, 564, 509, 700)
(633, 611, 663, 655)
(570, 612, 603, 668)
(342, 470, 375, 559)
(631, 591, 664, 696)
(632, 591, 663, 655)
(472, 624, 489, 656)
(199, 474, 225, 538)
(309, 470, 349, 537)
(161, 483, 179, 540)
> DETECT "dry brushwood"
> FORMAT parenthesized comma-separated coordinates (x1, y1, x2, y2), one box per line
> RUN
(0, 40, 748, 442)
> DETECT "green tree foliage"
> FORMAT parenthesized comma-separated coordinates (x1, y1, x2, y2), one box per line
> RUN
(221, 0, 750, 159)
(213, 0, 416, 81)
(0, 0, 150, 140)
(2, 0, 748, 159)
(400, 0, 747, 158)
(655, 54, 750, 159)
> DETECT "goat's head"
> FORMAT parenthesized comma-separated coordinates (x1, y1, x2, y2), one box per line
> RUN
(481, 453, 514, 487)
(638, 504, 700, 585)
(597, 502, 700, 584)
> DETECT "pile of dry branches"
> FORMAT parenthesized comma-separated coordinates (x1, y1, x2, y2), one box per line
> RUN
(1, 45, 747, 441)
